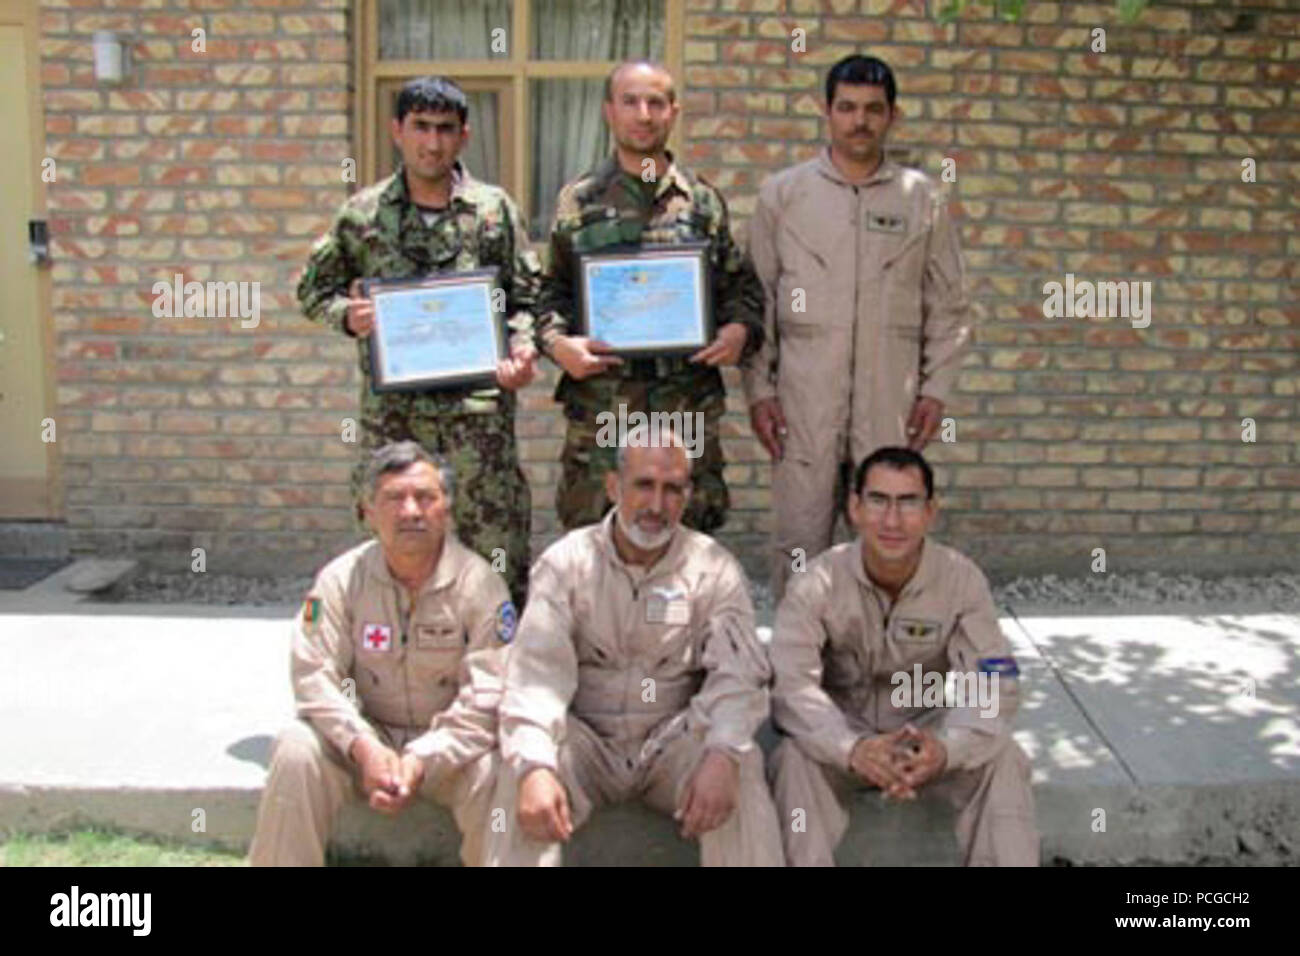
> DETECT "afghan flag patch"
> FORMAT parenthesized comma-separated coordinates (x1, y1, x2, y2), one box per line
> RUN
(301, 596, 322, 633)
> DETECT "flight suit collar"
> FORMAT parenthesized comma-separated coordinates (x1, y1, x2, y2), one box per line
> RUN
(364, 533, 470, 596)
(847, 535, 936, 605)
(590, 150, 693, 205)
(595, 509, 688, 579)
(814, 146, 899, 189)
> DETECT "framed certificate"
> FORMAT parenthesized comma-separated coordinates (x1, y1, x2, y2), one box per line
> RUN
(362, 270, 504, 393)
(576, 242, 713, 357)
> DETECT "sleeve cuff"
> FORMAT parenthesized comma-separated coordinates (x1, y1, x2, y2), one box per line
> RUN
(538, 323, 566, 358)
(334, 725, 379, 764)
(328, 298, 355, 338)
(504, 725, 558, 776)
(403, 729, 448, 762)
(403, 730, 452, 778)
(835, 730, 863, 772)
(704, 729, 756, 758)
(738, 322, 764, 361)
(918, 376, 954, 405)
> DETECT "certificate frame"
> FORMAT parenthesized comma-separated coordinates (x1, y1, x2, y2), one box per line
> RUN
(361, 269, 504, 393)
(575, 242, 713, 358)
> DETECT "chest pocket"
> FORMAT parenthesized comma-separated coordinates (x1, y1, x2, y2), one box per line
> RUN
(357, 226, 419, 279)
(424, 214, 470, 269)
(413, 619, 464, 652)
(570, 208, 639, 253)
(476, 213, 508, 267)
(888, 615, 946, 668)
(876, 221, 928, 329)
(646, 210, 707, 245)
(642, 587, 696, 673)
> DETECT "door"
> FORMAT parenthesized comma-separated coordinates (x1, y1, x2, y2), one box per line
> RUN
(0, 0, 58, 518)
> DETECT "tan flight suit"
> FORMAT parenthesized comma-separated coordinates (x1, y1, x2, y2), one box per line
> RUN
(742, 150, 972, 600)
(768, 538, 1039, 866)
(486, 513, 784, 866)
(248, 535, 516, 866)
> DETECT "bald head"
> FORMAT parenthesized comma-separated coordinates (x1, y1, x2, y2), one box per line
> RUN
(604, 60, 676, 105)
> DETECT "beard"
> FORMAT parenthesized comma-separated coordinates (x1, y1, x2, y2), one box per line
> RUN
(614, 505, 675, 551)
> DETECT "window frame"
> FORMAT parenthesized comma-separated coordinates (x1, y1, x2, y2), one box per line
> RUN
(353, 0, 684, 227)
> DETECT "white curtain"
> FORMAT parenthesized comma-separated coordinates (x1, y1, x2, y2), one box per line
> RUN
(378, 1, 665, 227)
(379, 0, 511, 60)
(530, 0, 663, 229)
(380, 1, 510, 183)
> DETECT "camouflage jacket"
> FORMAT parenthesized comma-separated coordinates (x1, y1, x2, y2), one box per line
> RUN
(297, 162, 542, 413)
(537, 152, 764, 403)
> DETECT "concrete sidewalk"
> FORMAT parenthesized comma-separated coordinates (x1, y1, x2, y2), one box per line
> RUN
(1, 577, 1298, 865)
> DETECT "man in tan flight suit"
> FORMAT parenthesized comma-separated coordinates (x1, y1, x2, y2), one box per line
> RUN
(248, 442, 516, 866)
(486, 426, 784, 866)
(769, 446, 1038, 866)
(743, 55, 972, 601)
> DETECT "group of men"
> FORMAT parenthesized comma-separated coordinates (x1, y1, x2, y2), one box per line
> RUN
(252, 53, 1038, 866)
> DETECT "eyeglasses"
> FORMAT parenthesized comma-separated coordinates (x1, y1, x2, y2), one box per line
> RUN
(861, 492, 928, 517)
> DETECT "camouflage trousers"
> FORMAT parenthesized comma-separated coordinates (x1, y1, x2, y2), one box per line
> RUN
(556, 371, 729, 533)
(349, 391, 531, 608)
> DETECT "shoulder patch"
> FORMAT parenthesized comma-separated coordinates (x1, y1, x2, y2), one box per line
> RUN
(978, 656, 1020, 678)
(301, 596, 322, 633)
(496, 600, 518, 644)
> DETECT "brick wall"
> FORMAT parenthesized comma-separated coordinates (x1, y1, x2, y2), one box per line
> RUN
(40, 0, 1299, 579)
(42, 0, 357, 575)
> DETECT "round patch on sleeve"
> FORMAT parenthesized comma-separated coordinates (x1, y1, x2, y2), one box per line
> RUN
(496, 601, 517, 644)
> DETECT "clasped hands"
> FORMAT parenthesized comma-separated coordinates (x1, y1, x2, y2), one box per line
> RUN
(849, 724, 947, 801)
(349, 734, 426, 816)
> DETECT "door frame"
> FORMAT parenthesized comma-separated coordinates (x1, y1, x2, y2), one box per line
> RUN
(0, 0, 59, 518)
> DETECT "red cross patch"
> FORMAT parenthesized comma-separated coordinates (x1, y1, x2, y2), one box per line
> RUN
(362, 623, 392, 652)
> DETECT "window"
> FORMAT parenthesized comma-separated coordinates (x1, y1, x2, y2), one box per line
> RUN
(355, 0, 682, 236)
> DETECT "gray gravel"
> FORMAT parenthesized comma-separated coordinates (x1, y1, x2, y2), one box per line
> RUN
(108, 571, 313, 607)
(105, 568, 1300, 616)
(992, 571, 1300, 614)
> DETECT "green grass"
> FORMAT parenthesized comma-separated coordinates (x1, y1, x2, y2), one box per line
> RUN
(0, 828, 246, 867)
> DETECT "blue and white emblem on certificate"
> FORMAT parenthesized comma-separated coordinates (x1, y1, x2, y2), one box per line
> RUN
(576, 242, 713, 357)
(362, 270, 504, 393)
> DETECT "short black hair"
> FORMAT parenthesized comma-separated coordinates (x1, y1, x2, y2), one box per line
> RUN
(395, 76, 469, 125)
(853, 446, 934, 500)
(825, 54, 897, 108)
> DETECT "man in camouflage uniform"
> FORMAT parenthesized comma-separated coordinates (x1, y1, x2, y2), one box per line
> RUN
(298, 77, 540, 607)
(536, 61, 764, 533)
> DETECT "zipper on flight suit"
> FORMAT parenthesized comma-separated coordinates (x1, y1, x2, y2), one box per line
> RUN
(611, 556, 678, 746)
(850, 185, 862, 458)
(397, 587, 416, 730)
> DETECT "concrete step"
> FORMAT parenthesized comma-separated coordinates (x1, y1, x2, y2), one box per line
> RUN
(0, 604, 1297, 865)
